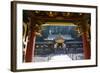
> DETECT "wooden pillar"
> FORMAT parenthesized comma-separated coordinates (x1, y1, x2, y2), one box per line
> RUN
(80, 15, 91, 59)
(24, 11, 44, 62)
(82, 32, 91, 59)
(25, 18, 36, 62)
(25, 31, 36, 62)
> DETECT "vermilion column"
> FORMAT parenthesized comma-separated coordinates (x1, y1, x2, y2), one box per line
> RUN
(82, 32, 91, 59)
(80, 14, 91, 59)
(25, 30, 36, 62)
(25, 16, 36, 62)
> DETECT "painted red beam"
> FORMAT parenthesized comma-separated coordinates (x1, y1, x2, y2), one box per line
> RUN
(27, 11, 82, 22)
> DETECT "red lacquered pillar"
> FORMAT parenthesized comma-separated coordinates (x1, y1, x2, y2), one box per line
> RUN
(25, 30, 36, 62)
(82, 32, 91, 59)
(25, 17, 36, 62)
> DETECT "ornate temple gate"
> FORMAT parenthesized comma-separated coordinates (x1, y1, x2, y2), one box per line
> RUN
(23, 11, 91, 62)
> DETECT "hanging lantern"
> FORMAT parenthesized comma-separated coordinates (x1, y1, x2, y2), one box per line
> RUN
(47, 12, 57, 17)
(62, 12, 71, 17)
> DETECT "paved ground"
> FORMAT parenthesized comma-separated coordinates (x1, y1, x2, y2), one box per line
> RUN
(33, 53, 84, 62)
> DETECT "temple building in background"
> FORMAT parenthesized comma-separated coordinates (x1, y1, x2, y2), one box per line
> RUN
(22, 10, 91, 62)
